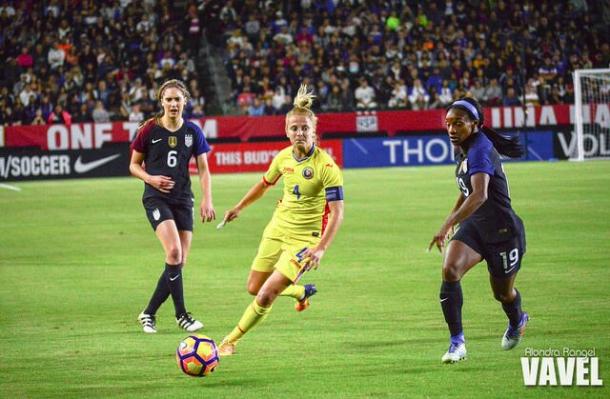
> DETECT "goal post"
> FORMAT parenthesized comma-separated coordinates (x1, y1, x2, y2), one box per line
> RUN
(572, 68, 610, 161)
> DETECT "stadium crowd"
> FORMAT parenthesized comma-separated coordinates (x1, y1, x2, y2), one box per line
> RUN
(210, 0, 609, 115)
(0, 0, 205, 126)
(0, 1, 608, 125)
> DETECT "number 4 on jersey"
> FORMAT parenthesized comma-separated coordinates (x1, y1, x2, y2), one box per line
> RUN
(292, 185, 301, 200)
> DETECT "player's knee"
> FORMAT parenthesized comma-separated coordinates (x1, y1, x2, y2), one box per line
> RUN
(256, 288, 279, 307)
(247, 282, 260, 296)
(442, 263, 462, 282)
(493, 291, 514, 303)
(166, 246, 182, 264)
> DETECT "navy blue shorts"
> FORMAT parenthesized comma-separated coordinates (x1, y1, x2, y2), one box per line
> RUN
(452, 218, 526, 278)
(143, 197, 194, 231)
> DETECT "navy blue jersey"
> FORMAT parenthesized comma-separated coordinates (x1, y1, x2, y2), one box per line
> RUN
(131, 119, 210, 202)
(455, 132, 521, 242)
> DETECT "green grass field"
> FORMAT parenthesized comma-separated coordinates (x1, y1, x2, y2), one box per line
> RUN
(1, 161, 609, 398)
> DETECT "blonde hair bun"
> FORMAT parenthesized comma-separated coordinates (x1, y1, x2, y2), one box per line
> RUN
(292, 84, 315, 110)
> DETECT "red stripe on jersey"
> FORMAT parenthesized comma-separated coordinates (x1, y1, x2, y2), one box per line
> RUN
(321, 201, 330, 235)
(130, 119, 157, 152)
(262, 175, 280, 186)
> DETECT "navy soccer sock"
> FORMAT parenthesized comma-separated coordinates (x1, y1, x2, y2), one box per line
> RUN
(144, 270, 170, 315)
(501, 288, 523, 328)
(440, 280, 464, 337)
(165, 263, 187, 318)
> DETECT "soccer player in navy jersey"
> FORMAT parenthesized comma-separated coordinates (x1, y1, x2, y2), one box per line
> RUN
(129, 79, 215, 333)
(429, 97, 529, 363)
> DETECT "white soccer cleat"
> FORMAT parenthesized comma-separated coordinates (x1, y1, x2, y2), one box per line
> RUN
(442, 342, 467, 363)
(138, 312, 157, 333)
(501, 312, 529, 350)
(217, 338, 237, 357)
(176, 313, 204, 332)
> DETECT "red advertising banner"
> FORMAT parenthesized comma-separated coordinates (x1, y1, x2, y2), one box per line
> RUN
(189, 140, 344, 174)
(3, 104, 607, 151)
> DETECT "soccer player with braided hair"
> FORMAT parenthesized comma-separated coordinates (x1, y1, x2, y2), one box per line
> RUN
(429, 97, 529, 363)
(130, 79, 215, 334)
(217, 84, 344, 356)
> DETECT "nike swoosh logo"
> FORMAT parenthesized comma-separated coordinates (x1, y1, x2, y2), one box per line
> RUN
(169, 275, 181, 281)
(74, 154, 121, 174)
(152, 138, 162, 144)
(440, 298, 448, 303)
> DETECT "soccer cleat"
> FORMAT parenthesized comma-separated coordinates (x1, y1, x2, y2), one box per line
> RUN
(295, 284, 317, 312)
(442, 342, 467, 363)
(138, 312, 157, 334)
(217, 338, 237, 357)
(501, 312, 529, 350)
(176, 312, 204, 332)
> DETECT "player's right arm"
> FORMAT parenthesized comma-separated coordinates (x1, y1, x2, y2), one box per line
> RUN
(428, 192, 466, 253)
(224, 150, 283, 223)
(129, 149, 174, 194)
(224, 180, 271, 223)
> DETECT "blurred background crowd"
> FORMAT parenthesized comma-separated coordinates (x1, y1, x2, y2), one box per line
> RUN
(0, 0, 608, 125)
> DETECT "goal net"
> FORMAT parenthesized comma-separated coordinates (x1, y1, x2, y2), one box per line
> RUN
(573, 69, 610, 160)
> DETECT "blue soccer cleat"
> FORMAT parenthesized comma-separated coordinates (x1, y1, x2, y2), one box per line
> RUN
(501, 312, 529, 350)
(295, 284, 317, 312)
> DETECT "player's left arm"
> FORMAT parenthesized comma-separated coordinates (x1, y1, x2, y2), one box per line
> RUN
(195, 152, 216, 223)
(304, 157, 344, 268)
(432, 172, 489, 251)
(304, 199, 344, 268)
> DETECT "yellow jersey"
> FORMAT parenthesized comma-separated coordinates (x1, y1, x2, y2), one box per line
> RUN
(262, 145, 343, 239)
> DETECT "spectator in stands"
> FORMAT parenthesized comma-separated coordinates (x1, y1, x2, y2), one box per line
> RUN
(92, 100, 111, 123)
(484, 79, 503, 106)
(503, 87, 521, 106)
(248, 97, 265, 116)
(439, 80, 454, 107)
(388, 80, 408, 109)
(72, 103, 91, 123)
(524, 80, 540, 106)
(129, 103, 145, 122)
(355, 78, 377, 110)
(16, 47, 34, 70)
(47, 42, 65, 70)
(191, 104, 205, 119)
(31, 109, 46, 125)
(409, 79, 430, 110)
(324, 85, 343, 112)
(48, 104, 71, 125)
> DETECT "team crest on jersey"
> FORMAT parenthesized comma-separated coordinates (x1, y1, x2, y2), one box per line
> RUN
(185, 134, 193, 148)
(168, 136, 178, 148)
(302, 166, 314, 179)
(460, 158, 468, 174)
(152, 208, 160, 221)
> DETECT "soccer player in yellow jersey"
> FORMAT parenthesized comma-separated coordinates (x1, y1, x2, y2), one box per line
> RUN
(217, 84, 345, 356)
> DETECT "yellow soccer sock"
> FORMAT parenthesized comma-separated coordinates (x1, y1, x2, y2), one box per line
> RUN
(280, 284, 306, 300)
(226, 300, 272, 343)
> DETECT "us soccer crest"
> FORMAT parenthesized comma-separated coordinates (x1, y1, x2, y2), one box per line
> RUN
(302, 166, 314, 179)
(185, 134, 193, 148)
(168, 136, 178, 148)
(460, 158, 468, 174)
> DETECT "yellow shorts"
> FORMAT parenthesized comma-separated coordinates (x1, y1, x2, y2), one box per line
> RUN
(251, 234, 319, 282)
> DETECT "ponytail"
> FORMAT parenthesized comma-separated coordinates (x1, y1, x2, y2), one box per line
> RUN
(480, 125, 524, 158)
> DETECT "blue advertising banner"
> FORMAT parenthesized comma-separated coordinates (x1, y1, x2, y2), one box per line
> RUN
(343, 131, 555, 168)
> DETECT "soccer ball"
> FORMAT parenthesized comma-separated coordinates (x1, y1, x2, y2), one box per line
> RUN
(176, 335, 219, 377)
